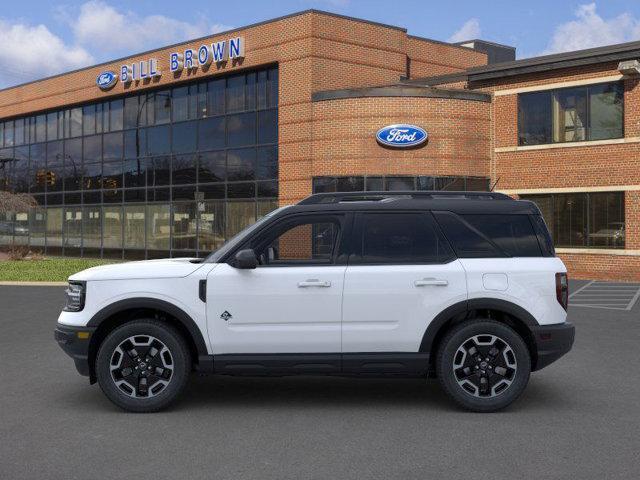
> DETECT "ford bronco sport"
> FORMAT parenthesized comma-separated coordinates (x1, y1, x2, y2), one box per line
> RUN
(55, 191, 575, 412)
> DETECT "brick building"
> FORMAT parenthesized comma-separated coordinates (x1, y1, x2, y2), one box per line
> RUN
(0, 10, 637, 280)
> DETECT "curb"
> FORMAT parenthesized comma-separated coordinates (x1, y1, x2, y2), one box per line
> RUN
(0, 281, 68, 286)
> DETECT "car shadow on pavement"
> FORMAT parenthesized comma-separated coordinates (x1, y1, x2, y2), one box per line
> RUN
(51, 373, 575, 414)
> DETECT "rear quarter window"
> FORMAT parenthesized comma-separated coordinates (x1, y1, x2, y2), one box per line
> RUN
(433, 212, 543, 258)
(461, 214, 542, 257)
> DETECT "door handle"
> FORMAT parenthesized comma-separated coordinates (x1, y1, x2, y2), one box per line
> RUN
(414, 278, 449, 287)
(298, 279, 331, 288)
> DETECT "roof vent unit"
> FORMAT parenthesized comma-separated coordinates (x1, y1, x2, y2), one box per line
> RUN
(618, 60, 640, 75)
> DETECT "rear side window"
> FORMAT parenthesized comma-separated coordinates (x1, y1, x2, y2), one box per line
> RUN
(433, 212, 502, 258)
(434, 211, 542, 258)
(462, 215, 542, 257)
(354, 213, 454, 264)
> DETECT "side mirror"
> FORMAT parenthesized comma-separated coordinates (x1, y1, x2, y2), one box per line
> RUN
(234, 249, 258, 269)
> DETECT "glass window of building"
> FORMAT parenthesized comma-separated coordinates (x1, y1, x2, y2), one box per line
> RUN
(521, 192, 625, 249)
(518, 82, 623, 145)
(0, 66, 278, 258)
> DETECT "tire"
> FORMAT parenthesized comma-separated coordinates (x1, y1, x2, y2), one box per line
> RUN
(96, 319, 191, 413)
(436, 319, 531, 412)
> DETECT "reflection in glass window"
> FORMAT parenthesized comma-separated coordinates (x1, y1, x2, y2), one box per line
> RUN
(46, 207, 63, 247)
(29, 208, 46, 247)
(64, 207, 82, 249)
(147, 204, 170, 250)
(520, 192, 625, 249)
(313, 176, 489, 193)
(124, 205, 145, 249)
(103, 206, 123, 249)
(83, 135, 102, 163)
(172, 154, 197, 185)
(154, 91, 171, 124)
(519, 82, 623, 145)
(172, 202, 197, 250)
(257, 109, 277, 144)
(227, 148, 255, 181)
(227, 112, 256, 147)
(590, 83, 623, 140)
(83, 206, 102, 249)
(226, 75, 245, 113)
(226, 201, 255, 237)
(147, 125, 171, 155)
(109, 100, 124, 132)
(172, 121, 197, 153)
(198, 116, 225, 150)
(0, 66, 278, 258)
(207, 79, 225, 116)
(198, 201, 225, 252)
(103, 132, 123, 160)
(172, 87, 189, 122)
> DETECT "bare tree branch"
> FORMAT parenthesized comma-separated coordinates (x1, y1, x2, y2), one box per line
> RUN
(0, 191, 37, 214)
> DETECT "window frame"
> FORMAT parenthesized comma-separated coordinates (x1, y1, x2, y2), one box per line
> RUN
(349, 211, 456, 266)
(520, 192, 625, 249)
(517, 81, 625, 146)
(241, 212, 348, 267)
(224, 212, 350, 267)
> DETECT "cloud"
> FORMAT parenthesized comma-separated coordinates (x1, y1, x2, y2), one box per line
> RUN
(448, 18, 481, 43)
(70, 1, 232, 55)
(542, 3, 640, 54)
(0, 1, 234, 88)
(0, 20, 93, 88)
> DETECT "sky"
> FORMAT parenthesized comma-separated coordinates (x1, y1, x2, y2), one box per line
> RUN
(2, 0, 640, 88)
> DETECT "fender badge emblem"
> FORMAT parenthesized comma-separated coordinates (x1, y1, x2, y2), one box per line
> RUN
(220, 311, 232, 321)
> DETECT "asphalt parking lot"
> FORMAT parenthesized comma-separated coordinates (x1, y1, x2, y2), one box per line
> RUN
(0, 281, 638, 480)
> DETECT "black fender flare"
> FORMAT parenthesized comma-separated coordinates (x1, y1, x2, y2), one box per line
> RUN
(419, 298, 539, 353)
(86, 297, 209, 356)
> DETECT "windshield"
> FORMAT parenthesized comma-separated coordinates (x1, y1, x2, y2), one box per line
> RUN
(204, 206, 291, 263)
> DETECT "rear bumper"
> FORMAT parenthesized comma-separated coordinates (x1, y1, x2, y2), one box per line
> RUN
(54, 324, 96, 377)
(532, 322, 575, 371)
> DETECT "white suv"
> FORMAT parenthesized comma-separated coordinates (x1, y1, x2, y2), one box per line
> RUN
(55, 191, 575, 412)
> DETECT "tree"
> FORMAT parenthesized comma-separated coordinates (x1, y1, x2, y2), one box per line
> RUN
(0, 191, 37, 215)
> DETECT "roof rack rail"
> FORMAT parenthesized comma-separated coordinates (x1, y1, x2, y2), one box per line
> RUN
(298, 191, 512, 205)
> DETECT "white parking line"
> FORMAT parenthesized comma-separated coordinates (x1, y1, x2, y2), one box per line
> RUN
(569, 281, 640, 311)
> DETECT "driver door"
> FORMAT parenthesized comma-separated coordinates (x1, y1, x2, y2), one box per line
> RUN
(206, 213, 348, 356)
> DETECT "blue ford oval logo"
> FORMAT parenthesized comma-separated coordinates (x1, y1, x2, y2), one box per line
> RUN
(376, 124, 428, 148)
(96, 71, 118, 90)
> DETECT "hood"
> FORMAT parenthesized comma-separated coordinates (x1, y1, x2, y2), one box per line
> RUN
(69, 258, 206, 281)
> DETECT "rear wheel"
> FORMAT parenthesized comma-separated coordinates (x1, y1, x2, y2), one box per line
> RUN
(96, 320, 191, 412)
(436, 319, 531, 412)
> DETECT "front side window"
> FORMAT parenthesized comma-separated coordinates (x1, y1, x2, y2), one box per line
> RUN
(518, 82, 623, 145)
(520, 192, 625, 249)
(355, 213, 453, 264)
(251, 216, 341, 266)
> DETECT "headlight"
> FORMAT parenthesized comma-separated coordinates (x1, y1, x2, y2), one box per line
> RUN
(63, 282, 86, 312)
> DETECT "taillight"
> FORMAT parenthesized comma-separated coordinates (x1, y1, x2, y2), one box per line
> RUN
(556, 272, 568, 311)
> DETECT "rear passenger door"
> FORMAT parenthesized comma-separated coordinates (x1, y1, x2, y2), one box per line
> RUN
(341, 212, 467, 355)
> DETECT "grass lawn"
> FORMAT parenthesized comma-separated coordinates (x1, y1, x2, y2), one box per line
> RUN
(0, 257, 121, 282)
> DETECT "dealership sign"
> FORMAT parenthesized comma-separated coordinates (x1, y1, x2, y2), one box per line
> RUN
(376, 124, 428, 148)
(96, 71, 118, 90)
(98, 36, 246, 90)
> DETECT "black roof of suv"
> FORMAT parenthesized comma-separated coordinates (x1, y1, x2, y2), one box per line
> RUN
(287, 191, 540, 216)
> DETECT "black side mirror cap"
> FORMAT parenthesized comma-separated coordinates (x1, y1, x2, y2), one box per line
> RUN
(234, 249, 258, 269)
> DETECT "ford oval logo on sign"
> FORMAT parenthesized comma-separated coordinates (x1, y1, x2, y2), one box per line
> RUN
(96, 71, 118, 90)
(376, 124, 428, 148)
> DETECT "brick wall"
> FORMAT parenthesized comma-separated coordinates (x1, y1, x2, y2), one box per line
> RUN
(302, 95, 491, 203)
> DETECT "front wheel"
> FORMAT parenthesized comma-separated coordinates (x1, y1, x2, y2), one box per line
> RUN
(96, 320, 191, 412)
(436, 319, 531, 412)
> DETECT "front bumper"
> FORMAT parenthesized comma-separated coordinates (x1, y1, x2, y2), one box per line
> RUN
(531, 321, 575, 371)
(54, 324, 96, 377)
